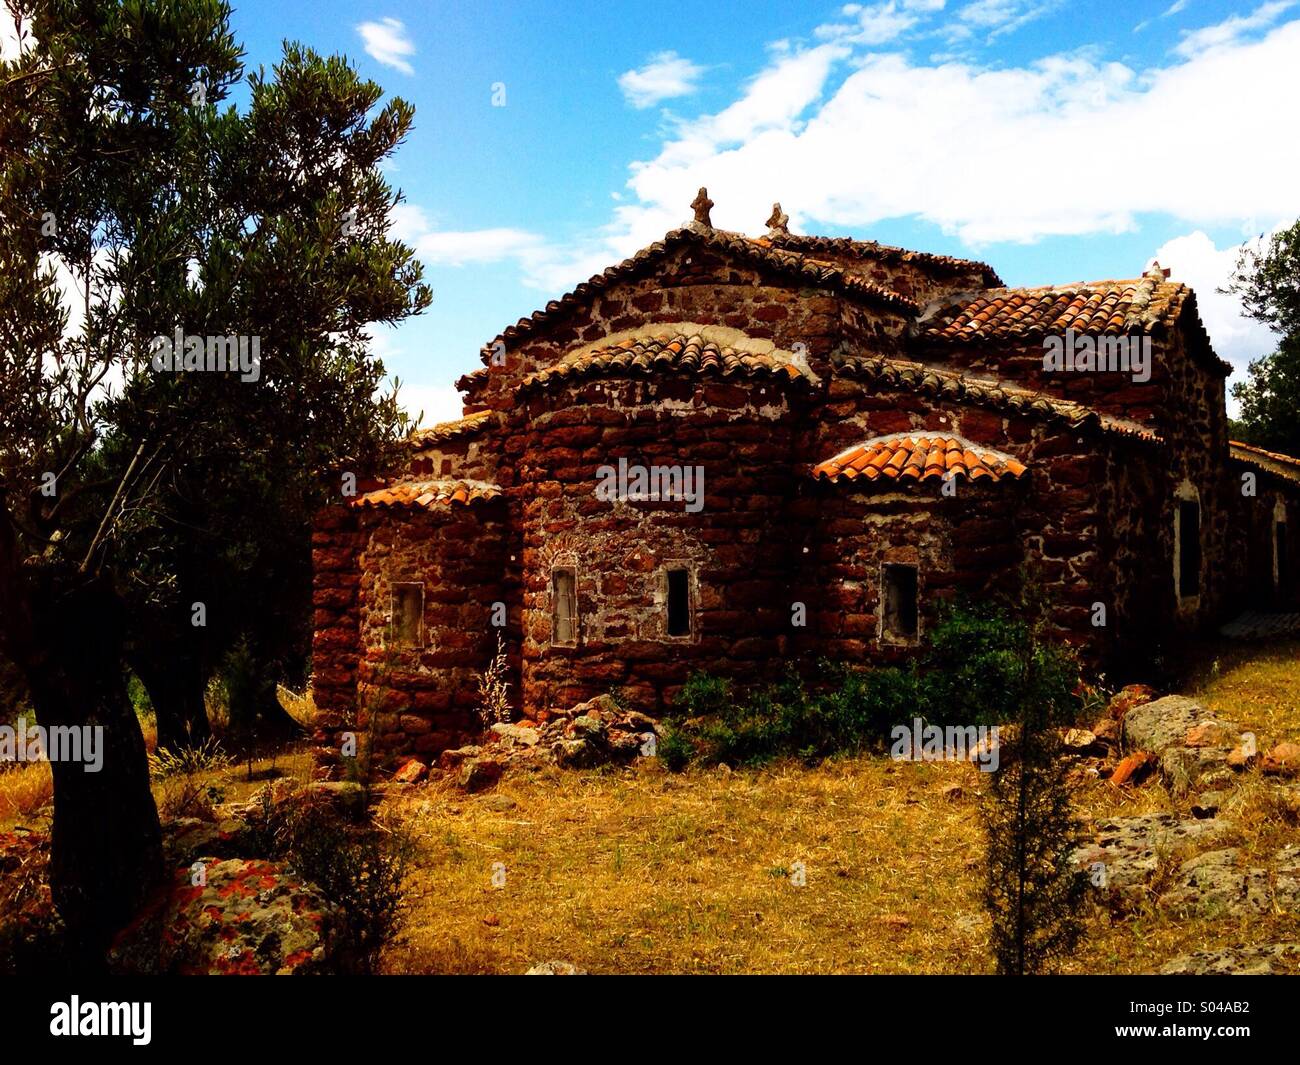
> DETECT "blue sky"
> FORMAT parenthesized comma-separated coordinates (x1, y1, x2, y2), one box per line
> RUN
(224, 0, 1300, 423)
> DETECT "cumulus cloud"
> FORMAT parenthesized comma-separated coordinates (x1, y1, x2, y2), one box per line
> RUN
(594, 18, 1300, 251)
(1154, 229, 1284, 388)
(618, 51, 706, 109)
(356, 17, 416, 75)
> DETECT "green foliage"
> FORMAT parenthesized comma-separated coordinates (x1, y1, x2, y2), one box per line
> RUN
(1226, 219, 1300, 456)
(663, 602, 1084, 768)
(276, 800, 412, 975)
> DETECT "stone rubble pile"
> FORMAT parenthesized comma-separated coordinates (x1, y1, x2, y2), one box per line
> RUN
(391, 694, 665, 792)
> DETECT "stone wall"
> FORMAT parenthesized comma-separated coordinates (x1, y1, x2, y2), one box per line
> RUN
(511, 374, 804, 715)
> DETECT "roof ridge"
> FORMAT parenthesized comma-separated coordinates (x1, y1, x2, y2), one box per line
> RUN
(476, 226, 916, 363)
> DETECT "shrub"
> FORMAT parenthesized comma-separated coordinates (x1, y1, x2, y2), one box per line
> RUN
(661, 600, 1087, 768)
(275, 798, 412, 974)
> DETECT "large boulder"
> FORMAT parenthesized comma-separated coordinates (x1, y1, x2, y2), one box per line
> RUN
(109, 858, 340, 975)
(1123, 696, 1228, 755)
(1157, 849, 1270, 917)
(1073, 813, 1234, 906)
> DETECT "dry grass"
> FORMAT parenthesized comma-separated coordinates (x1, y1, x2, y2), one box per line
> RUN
(0, 761, 53, 826)
(382, 756, 991, 975)
(381, 637, 1300, 975)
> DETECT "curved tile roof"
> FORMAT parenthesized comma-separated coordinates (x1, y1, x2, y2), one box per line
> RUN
(920, 272, 1182, 341)
(832, 354, 1163, 443)
(761, 232, 1002, 286)
(478, 225, 917, 362)
(1229, 440, 1300, 485)
(813, 433, 1029, 484)
(518, 333, 811, 392)
(408, 410, 496, 449)
(349, 479, 502, 510)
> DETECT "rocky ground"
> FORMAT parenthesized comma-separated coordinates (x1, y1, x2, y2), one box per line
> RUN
(1067, 686, 1300, 975)
(384, 694, 664, 793)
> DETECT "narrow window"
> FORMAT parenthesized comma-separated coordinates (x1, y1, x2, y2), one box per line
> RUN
(1277, 521, 1288, 591)
(391, 583, 424, 648)
(552, 567, 577, 645)
(883, 564, 919, 640)
(1177, 500, 1200, 599)
(666, 568, 691, 637)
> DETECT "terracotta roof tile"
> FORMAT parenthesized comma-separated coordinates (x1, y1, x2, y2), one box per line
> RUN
(761, 232, 1003, 286)
(479, 226, 916, 363)
(518, 333, 811, 392)
(813, 434, 1029, 484)
(349, 479, 501, 510)
(920, 270, 1184, 342)
(832, 354, 1163, 443)
(409, 410, 496, 448)
(1229, 440, 1300, 485)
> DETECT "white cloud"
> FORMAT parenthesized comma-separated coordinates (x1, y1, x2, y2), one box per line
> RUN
(1173, 0, 1294, 57)
(947, 0, 1062, 42)
(411, 228, 544, 268)
(397, 382, 465, 426)
(356, 17, 415, 75)
(574, 17, 1300, 256)
(816, 1, 930, 45)
(1164, 0, 1190, 15)
(1154, 229, 1285, 398)
(618, 51, 705, 109)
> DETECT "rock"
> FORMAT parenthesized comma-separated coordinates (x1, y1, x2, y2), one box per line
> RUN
(490, 723, 540, 747)
(392, 759, 428, 785)
(1191, 790, 1229, 818)
(568, 715, 605, 741)
(1160, 943, 1300, 976)
(1159, 746, 1232, 798)
(1158, 849, 1270, 916)
(570, 694, 620, 719)
(1261, 742, 1300, 777)
(1185, 721, 1237, 748)
(1227, 745, 1255, 770)
(1273, 844, 1300, 912)
(1073, 813, 1234, 906)
(438, 745, 483, 771)
(552, 738, 597, 769)
(525, 960, 587, 975)
(162, 816, 254, 865)
(1123, 696, 1230, 755)
(1110, 751, 1156, 786)
(108, 858, 339, 975)
(484, 794, 517, 812)
(1091, 719, 1120, 749)
(457, 757, 503, 792)
(305, 780, 366, 819)
(1107, 683, 1157, 721)
(1063, 728, 1100, 755)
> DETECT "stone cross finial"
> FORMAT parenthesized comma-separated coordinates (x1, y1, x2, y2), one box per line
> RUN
(690, 187, 714, 227)
(766, 202, 789, 233)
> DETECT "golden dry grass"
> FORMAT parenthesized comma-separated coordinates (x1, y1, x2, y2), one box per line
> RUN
(381, 637, 1300, 975)
(0, 761, 53, 826)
